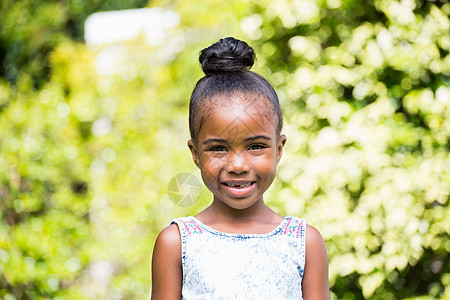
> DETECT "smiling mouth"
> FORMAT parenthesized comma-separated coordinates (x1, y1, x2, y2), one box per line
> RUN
(223, 182, 255, 189)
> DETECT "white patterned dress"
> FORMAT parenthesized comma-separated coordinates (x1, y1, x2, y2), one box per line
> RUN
(170, 216, 306, 300)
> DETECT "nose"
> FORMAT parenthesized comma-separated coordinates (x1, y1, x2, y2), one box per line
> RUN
(225, 152, 249, 174)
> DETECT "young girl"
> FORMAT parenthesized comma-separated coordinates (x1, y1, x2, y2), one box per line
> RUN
(151, 37, 329, 299)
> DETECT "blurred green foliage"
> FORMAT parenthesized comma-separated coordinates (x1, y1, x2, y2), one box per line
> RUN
(0, 0, 148, 89)
(0, 0, 449, 299)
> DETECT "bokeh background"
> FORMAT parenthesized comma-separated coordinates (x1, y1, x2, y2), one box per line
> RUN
(1, 0, 449, 299)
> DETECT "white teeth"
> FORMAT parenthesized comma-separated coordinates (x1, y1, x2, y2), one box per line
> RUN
(225, 182, 253, 188)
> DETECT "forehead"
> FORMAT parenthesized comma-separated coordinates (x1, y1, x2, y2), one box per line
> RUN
(198, 95, 277, 140)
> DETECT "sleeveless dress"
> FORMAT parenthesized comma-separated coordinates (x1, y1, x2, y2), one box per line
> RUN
(171, 216, 306, 300)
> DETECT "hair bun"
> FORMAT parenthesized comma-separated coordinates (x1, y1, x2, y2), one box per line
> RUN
(199, 37, 255, 76)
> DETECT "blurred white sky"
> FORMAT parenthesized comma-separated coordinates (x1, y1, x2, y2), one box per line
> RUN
(84, 7, 179, 46)
(84, 7, 183, 76)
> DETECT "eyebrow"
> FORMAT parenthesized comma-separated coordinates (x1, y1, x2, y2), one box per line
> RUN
(245, 135, 272, 142)
(202, 138, 227, 145)
(202, 135, 271, 145)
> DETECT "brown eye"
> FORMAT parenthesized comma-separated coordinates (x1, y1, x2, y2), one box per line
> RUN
(248, 144, 267, 151)
(208, 145, 227, 152)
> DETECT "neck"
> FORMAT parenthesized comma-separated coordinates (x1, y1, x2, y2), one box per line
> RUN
(203, 196, 278, 223)
(195, 197, 284, 234)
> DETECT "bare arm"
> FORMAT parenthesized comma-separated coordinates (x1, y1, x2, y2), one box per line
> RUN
(302, 224, 330, 300)
(151, 224, 182, 300)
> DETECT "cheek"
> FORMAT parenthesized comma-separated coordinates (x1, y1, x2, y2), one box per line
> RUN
(200, 155, 226, 176)
(254, 154, 278, 174)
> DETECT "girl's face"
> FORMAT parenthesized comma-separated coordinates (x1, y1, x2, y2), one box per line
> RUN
(188, 95, 286, 211)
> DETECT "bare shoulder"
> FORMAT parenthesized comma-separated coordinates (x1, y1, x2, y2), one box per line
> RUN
(155, 223, 181, 248)
(303, 224, 330, 300)
(151, 224, 182, 300)
(305, 224, 328, 265)
(305, 224, 326, 249)
(152, 223, 182, 268)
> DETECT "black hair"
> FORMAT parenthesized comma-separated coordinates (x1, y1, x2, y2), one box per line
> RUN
(189, 37, 283, 141)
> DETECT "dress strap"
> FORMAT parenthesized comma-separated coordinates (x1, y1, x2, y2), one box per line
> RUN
(170, 216, 203, 237)
(170, 217, 202, 268)
(170, 217, 204, 274)
(281, 217, 306, 239)
(281, 217, 307, 278)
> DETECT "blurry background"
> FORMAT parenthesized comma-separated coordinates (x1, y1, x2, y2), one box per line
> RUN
(0, 0, 449, 299)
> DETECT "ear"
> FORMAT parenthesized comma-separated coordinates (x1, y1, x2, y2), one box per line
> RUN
(276, 134, 287, 163)
(187, 139, 200, 168)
